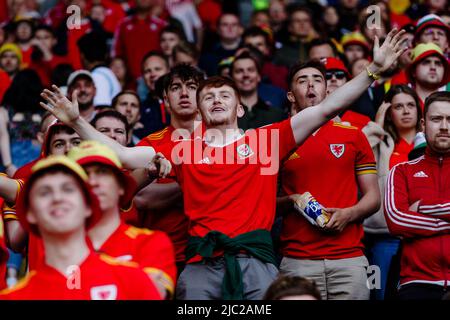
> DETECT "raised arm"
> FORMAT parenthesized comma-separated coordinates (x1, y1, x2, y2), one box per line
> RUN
(40, 86, 155, 169)
(290, 29, 406, 146)
(131, 152, 173, 190)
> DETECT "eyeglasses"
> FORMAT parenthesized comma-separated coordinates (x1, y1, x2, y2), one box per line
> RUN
(422, 29, 446, 38)
(325, 71, 346, 80)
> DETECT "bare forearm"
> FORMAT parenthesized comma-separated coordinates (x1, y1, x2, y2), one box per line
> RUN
(41, 85, 157, 169)
(0, 176, 19, 203)
(71, 117, 155, 169)
(5, 220, 28, 253)
(72, 117, 125, 154)
(131, 168, 155, 190)
(134, 182, 182, 211)
(349, 188, 381, 223)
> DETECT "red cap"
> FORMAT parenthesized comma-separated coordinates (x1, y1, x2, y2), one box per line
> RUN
(67, 141, 137, 209)
(323, 57, 351, 79)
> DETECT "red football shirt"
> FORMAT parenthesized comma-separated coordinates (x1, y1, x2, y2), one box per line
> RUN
(341, 110, 371, 130)
(391, 70, 408, 86)
(137, 126, 190, 263)
(27, 233, 45, 272)
(0, 251, 161, 300)
(280, 121, 377, 260)
(163, 119, 297, 242)
(92, 0, 126, 34)
(20, 46, 33, 69)
(389, 137, 414, 169)
(97, 222, 176, 296)
(112, 14, 167, 79)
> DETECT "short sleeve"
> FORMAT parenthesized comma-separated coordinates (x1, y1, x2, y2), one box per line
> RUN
(136, 138, 152, 147)
(355, 129, 377, 176)
(2, 177, 23, 221)
(258, 119, 297, 162)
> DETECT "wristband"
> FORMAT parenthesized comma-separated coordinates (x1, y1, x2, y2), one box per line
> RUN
(366, 67, 380, 81)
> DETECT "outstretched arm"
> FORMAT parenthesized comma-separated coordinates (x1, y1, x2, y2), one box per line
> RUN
(40, 86, 156, 169)
(0, 175, 21, 204)
(134, 182, 182, 212)
(131, 152, 173, 190)
(291, 29, 406, 146)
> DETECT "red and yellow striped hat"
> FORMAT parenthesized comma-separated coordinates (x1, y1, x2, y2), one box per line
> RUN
(341, 32, 370, 53)
(67, 141, 137, 208)
(16, 155, 103, 236)
(407, 42, 450, 87)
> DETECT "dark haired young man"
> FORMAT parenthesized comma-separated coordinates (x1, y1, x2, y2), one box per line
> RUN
(135, 64, 205, 274)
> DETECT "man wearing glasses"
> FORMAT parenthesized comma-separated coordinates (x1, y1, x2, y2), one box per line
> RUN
(321, 57, 373, 128)
(414, 14, 449, 54)
(323, 57, 351, 95)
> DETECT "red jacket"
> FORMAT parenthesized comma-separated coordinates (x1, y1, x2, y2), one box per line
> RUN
(384, 148, 450, 287)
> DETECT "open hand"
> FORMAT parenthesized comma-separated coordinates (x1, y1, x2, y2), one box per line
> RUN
(372, 28, 407, 73)
(40, 85, 80, 124)
(147, 152, 172, 179)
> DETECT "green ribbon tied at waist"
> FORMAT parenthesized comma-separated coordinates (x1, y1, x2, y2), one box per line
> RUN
(186, 229, 277, 300)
